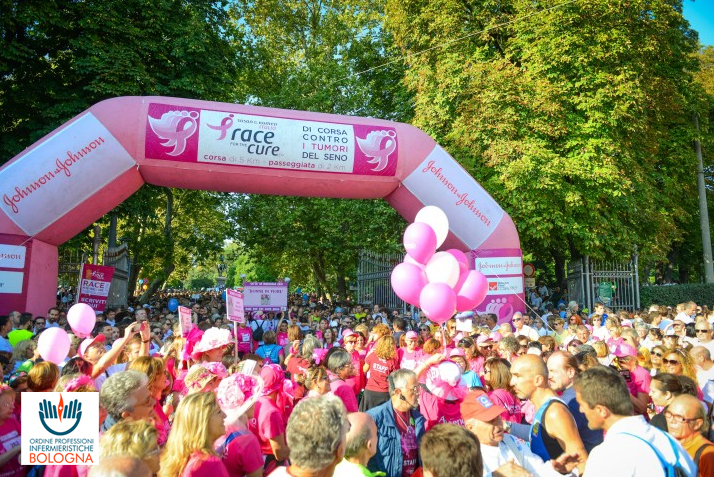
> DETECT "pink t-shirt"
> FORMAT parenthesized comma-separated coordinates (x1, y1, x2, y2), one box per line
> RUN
(329, 375, 359, 412)
(419, 390, 464, 430)
(488, 388, 523, 424)
(0, 417, 23, 477)
(394, 409, 418, 477)
(398, 348, 423, 371)
(286, 356, 309, 400)
(236, 326, 252, 353)
(345, 351, 365, 397)
(365, 353, 398, 392)
(248, 396, 286, 456)
(181, 452, 229, 477)
(277, 332, 289, 347)
(217, 430, 264, 477)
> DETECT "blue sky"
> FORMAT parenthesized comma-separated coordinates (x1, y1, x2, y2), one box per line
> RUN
(683, 0, 713, 46)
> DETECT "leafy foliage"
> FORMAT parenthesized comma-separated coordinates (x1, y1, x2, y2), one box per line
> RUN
(640, 283, 714, 308)
(386, 0, 703, 279)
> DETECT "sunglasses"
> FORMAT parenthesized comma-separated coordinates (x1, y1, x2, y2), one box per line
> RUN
(512, 318, 522, 322)
(663, 359, 682, 366)
(652, 352, 663, 357)
(479, 345, 493, 350)
(695, 329, 709, 334)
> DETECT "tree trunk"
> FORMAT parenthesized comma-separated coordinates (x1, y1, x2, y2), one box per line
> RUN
(139, 188, 175, 304)
(551, 248, 566, 287)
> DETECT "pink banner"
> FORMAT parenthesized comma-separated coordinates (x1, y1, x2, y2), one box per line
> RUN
(226, 289, 245, 322)
(77, 263, 115, 312)
(145, 103, 398, 176)
(178, 306, 193, 336)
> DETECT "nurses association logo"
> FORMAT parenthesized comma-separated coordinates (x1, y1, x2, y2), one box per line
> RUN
(39, 395, 83, 436)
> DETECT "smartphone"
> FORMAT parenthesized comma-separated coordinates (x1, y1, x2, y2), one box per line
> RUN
(140, 322, 147, 332)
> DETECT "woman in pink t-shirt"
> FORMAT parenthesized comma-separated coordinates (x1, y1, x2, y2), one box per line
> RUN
(483, 357, 523, 423)
(248, 364, 291, 474)
(0, 385, 22, 477)
(342, 331, 365, 396)
(325, 348, 359, 412)
(276, 320, 290, 348)
(360, 335, 399, 411)
(127, 356, 171, 446)
(159, 392, 229, 477)
(398, 331, 423, 371)
(236, 321, 253, 357)
(216, 373, 264, 477)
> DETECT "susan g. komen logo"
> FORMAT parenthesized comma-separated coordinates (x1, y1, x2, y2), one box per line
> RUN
(22, 392, 99, 466)
(39, 395, 82, 435)
(356, 130, 397, 172)
(148, 110, 199, 156)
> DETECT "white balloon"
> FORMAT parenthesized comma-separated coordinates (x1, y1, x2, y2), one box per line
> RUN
(425, 251, 460, 287)
(415, 206, 449, 248)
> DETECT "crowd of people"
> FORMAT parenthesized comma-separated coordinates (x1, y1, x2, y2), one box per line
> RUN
(1, 292, 714, 476)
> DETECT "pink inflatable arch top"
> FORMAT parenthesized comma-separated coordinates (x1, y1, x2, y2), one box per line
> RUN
(0, 96, 523, 320)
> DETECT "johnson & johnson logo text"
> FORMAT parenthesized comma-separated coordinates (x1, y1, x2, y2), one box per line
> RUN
(2, 136, 106, 215)
(422, 160, 492, 227)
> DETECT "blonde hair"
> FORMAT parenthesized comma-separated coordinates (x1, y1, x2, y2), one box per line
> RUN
(591, 341, 609, 359)
(375, 335, 397, 360)
(304, 365, 328, 391)
(159, 392, 221, 477)
(28, 361, 59, 392)
(127, 356, 166, 383)
(54, 373, 96, 392)
(372, 323, 391, 340)
(12, 340, 35, 363)
(100, 419, 158, 460)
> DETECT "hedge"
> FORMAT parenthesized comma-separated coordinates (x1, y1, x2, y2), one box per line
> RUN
(639, 283, 714, 308)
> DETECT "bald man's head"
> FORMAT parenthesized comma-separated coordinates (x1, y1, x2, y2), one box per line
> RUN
(89, 456, 151, 477)
(510, 354, 549, 400)
(344, 412, 378, 462)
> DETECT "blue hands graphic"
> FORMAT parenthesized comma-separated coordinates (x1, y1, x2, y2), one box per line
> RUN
(39, 398, 83, 436)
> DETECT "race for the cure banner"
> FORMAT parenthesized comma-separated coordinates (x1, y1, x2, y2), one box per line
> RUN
(226, 289, 245, 322)
(243, 282, 288, 311)
(144, 103, 398, 176)
(402, 146, 504, 250)
(0, 114, 135, 236)
(77, 264, 115, 312)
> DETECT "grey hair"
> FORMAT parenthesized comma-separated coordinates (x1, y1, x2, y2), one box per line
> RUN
(344, 417, 373, 459)
(286, 394, 347, 470)
(301, 334, 321, 360)
(326, 348, 351, 373)
(388, 368, 416, 396)
(99, 370, 148, 421)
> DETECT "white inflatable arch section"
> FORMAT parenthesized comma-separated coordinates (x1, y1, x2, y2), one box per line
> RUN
(0, 97, 522, 318)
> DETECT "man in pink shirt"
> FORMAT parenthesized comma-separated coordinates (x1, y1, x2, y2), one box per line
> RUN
(612, 343, 651, 416)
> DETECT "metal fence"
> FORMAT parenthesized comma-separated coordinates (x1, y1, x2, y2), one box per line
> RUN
(356, 250, 408, 312)
(567, 254, 641, 312)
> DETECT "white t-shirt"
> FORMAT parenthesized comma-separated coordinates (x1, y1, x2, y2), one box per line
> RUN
(481, 434, 571, 477)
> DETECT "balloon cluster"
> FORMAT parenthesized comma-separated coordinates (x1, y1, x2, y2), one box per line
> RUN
(38, 303, 97, 364)
(391, 206, 488, 324)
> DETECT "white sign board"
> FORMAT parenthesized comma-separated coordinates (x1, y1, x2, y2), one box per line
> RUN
(243, 282, 288, 311)
(0, 245, 26, 269)
(0, 271, 23, 294)
(403, 146, 504, 250)
(474, 257, 523, 276)
(0, 113, 135, 236)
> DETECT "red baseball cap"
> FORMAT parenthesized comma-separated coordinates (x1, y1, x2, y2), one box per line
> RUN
(461, 390, 505, 422)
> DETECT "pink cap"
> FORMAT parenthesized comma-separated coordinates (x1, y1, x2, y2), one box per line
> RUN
(476, 335, 494, 346)
(79, 334, 105, 358)
(405, 331, 418, 340)
(613, 343, 638, 358)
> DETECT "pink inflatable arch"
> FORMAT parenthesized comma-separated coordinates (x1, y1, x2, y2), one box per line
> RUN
(0, 96, 523, 320)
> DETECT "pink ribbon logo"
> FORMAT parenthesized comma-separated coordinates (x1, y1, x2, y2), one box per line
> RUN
(206, 114, 234, 140)
(148, 110, 199, 156)
(356, 130, 397, 172)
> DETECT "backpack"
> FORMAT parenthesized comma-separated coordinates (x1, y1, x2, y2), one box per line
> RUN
(252, 320, 267, 342)
(621, 432, 693, 477)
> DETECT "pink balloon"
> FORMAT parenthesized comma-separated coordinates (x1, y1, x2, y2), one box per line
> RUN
(391, 262, 428, 307)
(446, 249, 470, 273)
(403, 222, 437, 264)
(404, 254, 426, 271)
(456, 270, 488, 312)
(67, 303, 97, 338)
(37, 327, 70, 364)
(419, 282, 457, 324)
